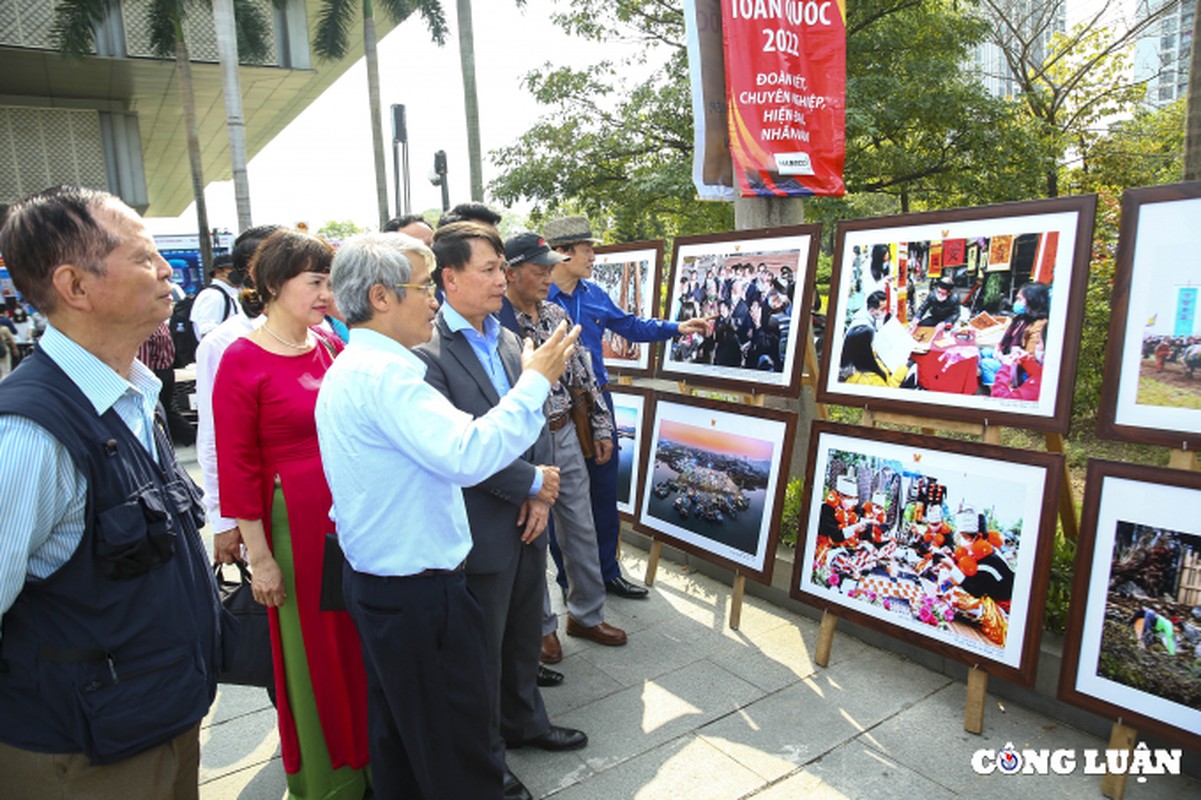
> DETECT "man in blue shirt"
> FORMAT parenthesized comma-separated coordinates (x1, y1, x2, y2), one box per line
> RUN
(416, 222, 590, 793)
(316, 231, 579, 799)
(544, 216, 710, 597)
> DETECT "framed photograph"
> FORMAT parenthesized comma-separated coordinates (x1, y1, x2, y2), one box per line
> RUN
(817, 196, 1097, 433)
(609, 386, 651, 519)
(656, 225, 819, 396)
(1098, 182, 1201, 448)
(1058, 460, 1201, 751)
(634, 393, 797, 582)
(591, 241, 665, 379)
(791, 422, 1062, 685)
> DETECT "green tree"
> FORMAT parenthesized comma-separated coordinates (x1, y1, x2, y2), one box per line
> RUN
(54, 0, 274, 271)
(836, 0, 1046, 213)
(490, 0, 1042, 242)
(974, 0, 1167, 197)
(318, 219, 368, 239)
(313, 0, 448, 229)
(1061, 99, 1184, 425)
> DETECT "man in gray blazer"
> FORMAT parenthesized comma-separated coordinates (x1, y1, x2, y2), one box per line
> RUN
(414, 222, 587, 800)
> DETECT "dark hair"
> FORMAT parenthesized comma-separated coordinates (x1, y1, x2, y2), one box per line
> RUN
(210, 253, 234, 274)
(866, 290, 887, 311)
(437, 202, 502, 228)
(0, 186, 120, 313)
(232, 224, 284, 274)
(248, 230, 334, 308)
(841, 324, 888, 380)
(1017, 281, 1050, 319)
(431, 221, 503, 289)
(383, 214, 429, 233)
(230, 224, 284, 315)
(870, 245, 891, 282)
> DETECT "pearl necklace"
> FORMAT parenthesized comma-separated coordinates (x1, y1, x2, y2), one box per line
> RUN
(261, 323, 311, 350)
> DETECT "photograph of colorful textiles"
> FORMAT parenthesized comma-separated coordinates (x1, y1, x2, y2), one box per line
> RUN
(796, 423, 1060, 680)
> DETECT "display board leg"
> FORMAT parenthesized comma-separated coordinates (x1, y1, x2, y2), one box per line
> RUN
(1100, 721, 1138, 799)
(729, 572, 746, 630)
(1045, 432, 1079, 540)
(815, 609, 837, 667)
(1169, 448, 1197, 471)
(644, 539, 663, 587)
(803, 322, 828, 420)
(964, 666, 988, 734)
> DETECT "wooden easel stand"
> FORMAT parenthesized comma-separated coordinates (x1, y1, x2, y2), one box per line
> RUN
(1099, 721, 1138, 799)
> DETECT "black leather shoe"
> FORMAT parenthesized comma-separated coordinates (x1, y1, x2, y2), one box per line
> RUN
(537, 665, 564, 687)
(605, 575, 649, 599)
(503, 768, 533, 800)
(508, 724, 588, 752)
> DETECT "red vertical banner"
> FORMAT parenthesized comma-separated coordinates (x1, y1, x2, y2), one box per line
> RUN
(722, 0, 846, 197)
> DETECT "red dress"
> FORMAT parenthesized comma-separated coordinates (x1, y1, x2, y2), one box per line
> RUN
(213, 337, 369, 773)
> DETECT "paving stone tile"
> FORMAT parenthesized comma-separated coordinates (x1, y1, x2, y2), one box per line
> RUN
(547, 735, 766, 800)
(697, 647, 952, 781)
(552, 659, 764, 774)
(744, 739, 955, 800)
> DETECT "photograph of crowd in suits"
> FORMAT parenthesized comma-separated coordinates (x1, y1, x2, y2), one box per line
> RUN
(591, 243, 664, 377)
(1060, 461, 1201, 750)
(659, 227, 818, 394)
(795, 424, 1059, 680)
(819, 198, 1094, 431)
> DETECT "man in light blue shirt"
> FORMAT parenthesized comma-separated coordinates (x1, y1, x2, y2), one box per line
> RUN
(315, 232, 578, 800)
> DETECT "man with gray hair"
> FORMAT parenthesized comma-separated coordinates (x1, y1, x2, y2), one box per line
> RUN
(315, 232, 580, 800)
(0, 186, 224, 797)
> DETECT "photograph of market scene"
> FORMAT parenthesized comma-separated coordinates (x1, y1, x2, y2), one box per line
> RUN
(809, 448, 1030, 654)
(835, 230, 1060, 400)
(644, 416, 774, 556)
(1096, 521, 1201, 710)
(667, 248, 799, 374)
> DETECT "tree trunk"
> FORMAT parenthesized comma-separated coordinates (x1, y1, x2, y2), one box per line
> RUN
(364, 2, 390, 229)
(1186, 0, 1201, 180)
(176, 34, 213, 276)
(456, 0, 484, 202)
(212, 0, 253, 231)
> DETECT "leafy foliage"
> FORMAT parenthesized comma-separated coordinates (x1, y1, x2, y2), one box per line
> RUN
(312, 0, 448, 61)
(318, 219, 368, 239)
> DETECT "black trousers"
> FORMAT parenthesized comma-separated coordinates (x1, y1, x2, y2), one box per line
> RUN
(343, 564, 503, 800)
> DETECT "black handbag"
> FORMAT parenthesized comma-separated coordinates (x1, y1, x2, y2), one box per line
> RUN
(215, 562, 274, 688)
(320, 533, 348, 612)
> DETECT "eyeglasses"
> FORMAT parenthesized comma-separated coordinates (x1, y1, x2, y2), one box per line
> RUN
(394, 281, 437, 297)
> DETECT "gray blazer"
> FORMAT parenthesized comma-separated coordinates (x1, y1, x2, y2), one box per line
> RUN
(413, 310, 552, 575)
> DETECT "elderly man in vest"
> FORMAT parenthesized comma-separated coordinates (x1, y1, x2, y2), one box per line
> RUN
(0, 186, 226, 799)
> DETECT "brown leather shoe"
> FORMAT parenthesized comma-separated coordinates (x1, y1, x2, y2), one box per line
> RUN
(566, 617, 628, 646)
(541, 632, 563, 664)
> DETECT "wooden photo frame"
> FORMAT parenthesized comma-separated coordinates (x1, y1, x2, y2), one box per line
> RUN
(609, 385, 652, 519)
(634, 393, 797, 582)
(1098, 181, 1201, 448)
(591, 241, 665, 379)
(655, 225, 819, 396)
(790, 421, 1062, 685)
(1058, 459, 1201, 752)
(817, 196, 1096, 433)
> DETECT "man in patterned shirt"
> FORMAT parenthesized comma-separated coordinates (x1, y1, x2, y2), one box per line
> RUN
(499, 233, 628, 666)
